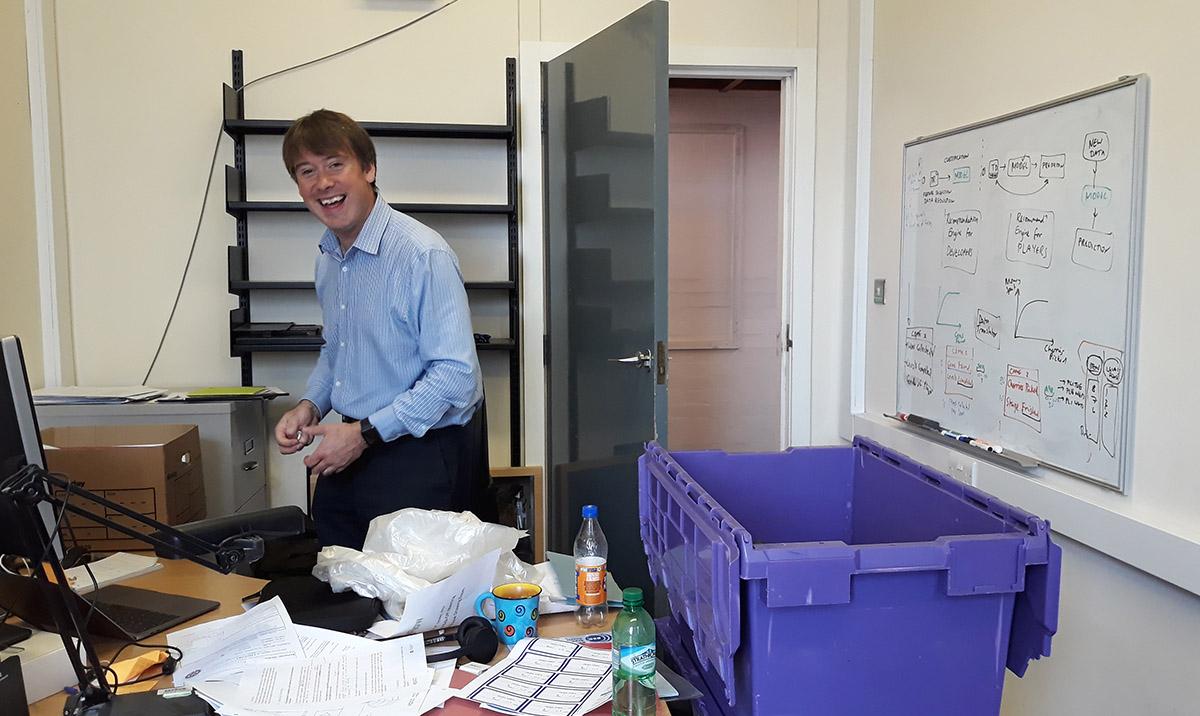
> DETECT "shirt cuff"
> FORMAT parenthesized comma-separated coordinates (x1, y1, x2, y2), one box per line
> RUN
(300, 390, 332, 418)
(368, 404, 408, 443)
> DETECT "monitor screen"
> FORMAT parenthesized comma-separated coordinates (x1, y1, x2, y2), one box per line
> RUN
(0, 335, 62, 559)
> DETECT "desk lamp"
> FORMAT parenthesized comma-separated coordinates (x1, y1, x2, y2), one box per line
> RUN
(0, 462, 291, 716)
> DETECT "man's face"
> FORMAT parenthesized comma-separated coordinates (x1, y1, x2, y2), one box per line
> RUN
(292, 148, 377, 246)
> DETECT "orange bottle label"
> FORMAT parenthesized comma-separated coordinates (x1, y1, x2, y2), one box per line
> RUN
(575, 562, 607, 606)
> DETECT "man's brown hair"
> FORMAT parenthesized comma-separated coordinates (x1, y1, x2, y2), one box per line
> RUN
(282, 109, 377, 186)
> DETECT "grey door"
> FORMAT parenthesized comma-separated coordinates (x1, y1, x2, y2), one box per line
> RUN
(543, 1, 668, 604)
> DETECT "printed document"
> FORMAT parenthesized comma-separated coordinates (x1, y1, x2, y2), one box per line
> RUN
(169, 596, 304, 684)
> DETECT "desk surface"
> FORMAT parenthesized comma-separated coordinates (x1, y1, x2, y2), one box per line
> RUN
(29, 560, 668, 716)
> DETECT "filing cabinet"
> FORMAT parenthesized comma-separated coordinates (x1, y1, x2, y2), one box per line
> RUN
(36, 399, 269, 518)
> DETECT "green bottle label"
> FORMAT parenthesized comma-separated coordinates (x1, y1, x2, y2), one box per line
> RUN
(614, 643, 656, 679)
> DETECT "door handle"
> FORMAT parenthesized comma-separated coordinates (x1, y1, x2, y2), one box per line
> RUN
(608, 350, 652, 370)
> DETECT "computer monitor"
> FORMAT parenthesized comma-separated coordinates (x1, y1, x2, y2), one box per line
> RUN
(0, 334, 63, 559)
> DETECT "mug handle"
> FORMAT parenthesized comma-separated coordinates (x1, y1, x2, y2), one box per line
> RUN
(475, 592, 495, 621)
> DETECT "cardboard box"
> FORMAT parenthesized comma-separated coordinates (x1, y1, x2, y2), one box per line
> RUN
(40, 424, 206, 553)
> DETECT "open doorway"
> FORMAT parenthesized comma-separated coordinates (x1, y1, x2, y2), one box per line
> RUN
(668, 78, 784, 452)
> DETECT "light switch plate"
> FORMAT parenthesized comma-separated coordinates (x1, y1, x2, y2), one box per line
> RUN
(873, 279, 886, 305)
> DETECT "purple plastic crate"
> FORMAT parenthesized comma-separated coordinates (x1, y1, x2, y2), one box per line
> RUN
(638, 436, 1061, 716)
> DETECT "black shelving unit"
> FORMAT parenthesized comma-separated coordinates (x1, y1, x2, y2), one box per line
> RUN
(223, 51, 521, 465)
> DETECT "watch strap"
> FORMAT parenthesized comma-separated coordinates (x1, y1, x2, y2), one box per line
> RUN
(360, 417, 382, 447)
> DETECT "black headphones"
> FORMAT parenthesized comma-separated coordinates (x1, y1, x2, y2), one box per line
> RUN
(424, 616, 499, 663)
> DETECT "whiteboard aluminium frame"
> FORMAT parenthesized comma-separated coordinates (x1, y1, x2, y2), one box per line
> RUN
(896, 74, 1150, 493)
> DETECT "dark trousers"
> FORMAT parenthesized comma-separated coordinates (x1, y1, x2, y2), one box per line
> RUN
(311, 404, 497, 549)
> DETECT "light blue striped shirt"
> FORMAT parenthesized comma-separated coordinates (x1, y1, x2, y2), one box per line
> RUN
(301, 195, 482, 441)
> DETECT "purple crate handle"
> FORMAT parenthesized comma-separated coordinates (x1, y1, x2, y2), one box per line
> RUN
(1008, 539, 1062, 674)
(640, 445, 743, 705)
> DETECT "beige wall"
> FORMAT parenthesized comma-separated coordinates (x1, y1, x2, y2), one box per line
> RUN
(55, 0, 518, 390)
(49, 0, 831, 504)
(866, 0, 1200, 711)
(1, 0, 44, 389)
(813, 0, 857, 443)
(53, 0, 825, 387)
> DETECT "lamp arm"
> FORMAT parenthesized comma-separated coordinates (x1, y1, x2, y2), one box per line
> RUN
(1, 463, 272, 714)
(34, 467, 258, 574)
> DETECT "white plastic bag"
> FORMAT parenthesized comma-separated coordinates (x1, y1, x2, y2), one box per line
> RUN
(361, 508, 525, 582)
(312, 508, 540, 619)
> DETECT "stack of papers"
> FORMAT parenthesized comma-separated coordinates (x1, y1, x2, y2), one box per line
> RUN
(33, 386, 165, 405)
(157, 386, 290, 402)
(460, 637, 613, 715)
(168, 597, 444, 716)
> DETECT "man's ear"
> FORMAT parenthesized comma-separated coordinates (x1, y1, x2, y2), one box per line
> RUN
(365, 163, 377, 184)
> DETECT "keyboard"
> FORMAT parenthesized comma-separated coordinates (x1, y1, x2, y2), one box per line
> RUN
(87, 600, 180, 636)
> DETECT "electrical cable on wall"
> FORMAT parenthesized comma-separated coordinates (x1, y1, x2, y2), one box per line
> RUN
(141, 0, 462, 385)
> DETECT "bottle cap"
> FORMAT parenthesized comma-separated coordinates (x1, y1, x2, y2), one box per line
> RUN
(622, 587, 643, 607)
(582, 504, 598, 519)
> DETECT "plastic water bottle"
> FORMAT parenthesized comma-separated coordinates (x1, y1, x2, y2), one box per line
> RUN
(612, 587, 656, 716)
(574, 504, 608, 627)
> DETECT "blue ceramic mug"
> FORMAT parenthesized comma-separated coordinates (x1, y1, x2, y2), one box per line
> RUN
(475, 582, 541, 646)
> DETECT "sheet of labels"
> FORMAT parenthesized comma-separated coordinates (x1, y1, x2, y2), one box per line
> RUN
(461, 637, 612, 716)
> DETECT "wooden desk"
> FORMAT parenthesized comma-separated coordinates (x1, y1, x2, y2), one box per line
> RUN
(30, 561, 265, 716)
(31, 560, 667, 716)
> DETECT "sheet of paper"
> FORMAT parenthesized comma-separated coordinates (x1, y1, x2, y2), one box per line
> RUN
(461, 637, 613, 716)
(296, 624, 385, 660)
(419, 686, 457, 714)
(234, 634, 428, 709)
(169, 596, 304, 684)
(655, 673, 677, 699)
(388, 548, 501, 636)
(430, 658, 456, 687)
(198, 678, 438, 716)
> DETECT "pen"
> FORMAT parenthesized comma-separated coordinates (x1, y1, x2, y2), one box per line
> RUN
(969, 439, 1004, 454)
(905, 413, 942, 431)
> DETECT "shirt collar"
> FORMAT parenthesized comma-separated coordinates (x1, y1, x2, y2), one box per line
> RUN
(318, 194, 390, 259)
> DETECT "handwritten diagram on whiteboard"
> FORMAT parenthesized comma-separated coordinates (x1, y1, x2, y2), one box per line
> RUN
(896, 76, 1148, 490)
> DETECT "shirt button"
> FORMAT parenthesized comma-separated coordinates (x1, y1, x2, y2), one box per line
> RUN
(335, 380, 342, 387)
(342, 266, 348, 273)
(340, 304, 346, 310)
(339, 342, 345, 347)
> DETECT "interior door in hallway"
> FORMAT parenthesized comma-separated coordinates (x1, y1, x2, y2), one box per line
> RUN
(668, 83, 783, 452)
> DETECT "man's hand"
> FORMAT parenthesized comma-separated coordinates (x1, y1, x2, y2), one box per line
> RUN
(274, 400, 320, 454)
(302, 422, 368, 477)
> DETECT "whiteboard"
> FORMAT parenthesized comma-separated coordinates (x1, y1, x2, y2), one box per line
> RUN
(896, 76, 1148, 491)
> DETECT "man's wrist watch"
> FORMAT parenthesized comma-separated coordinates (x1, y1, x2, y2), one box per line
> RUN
(359, 417, 382, 447)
